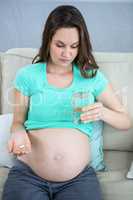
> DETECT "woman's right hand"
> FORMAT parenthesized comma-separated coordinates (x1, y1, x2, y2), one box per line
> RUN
(8, 130, 32, 156)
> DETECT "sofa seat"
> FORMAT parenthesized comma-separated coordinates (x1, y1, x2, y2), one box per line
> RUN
(0, 168, 9, 200)
(98, 170, 133, 200)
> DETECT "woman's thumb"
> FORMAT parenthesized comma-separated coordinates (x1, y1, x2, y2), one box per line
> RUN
(8, 140, 14, 153)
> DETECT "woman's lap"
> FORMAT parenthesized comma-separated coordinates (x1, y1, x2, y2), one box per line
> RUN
(2, 159, 102, 200)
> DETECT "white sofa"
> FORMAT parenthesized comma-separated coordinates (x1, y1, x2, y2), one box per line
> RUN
(0, 48, 133, 200)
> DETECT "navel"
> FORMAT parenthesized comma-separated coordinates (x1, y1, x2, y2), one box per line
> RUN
(53, 154, 64, 160)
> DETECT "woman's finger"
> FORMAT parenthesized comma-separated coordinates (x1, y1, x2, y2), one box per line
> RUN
(82, 102, 103, 112)
(7, 140, 14, 153)
(81, 113, 102, 122)
(81, 108, 101, 117)
(14, 145, 27, 155)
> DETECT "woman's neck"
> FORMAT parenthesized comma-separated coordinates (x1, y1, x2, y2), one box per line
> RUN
(47, 61, 73, 75)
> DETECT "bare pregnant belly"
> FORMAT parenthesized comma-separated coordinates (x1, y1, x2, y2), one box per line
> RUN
(17, 128, 91, 182)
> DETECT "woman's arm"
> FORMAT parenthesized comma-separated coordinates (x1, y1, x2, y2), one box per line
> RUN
(97, 84, 132, 130)
(11, 89, 29, 132)
(9, 89, 31, 155)
(80, 84, 132, 130)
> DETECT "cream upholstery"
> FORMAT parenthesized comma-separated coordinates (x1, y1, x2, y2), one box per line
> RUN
(0, 48, 133, 200)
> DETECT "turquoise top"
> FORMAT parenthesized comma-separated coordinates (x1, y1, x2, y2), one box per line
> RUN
(13, 62, 109, 139)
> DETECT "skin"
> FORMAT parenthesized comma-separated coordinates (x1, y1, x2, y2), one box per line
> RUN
(9, 27, 132, 182)
(48, 27, 79, 74)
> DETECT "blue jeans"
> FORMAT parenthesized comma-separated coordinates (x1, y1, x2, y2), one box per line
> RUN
(2, 159, 102, 200)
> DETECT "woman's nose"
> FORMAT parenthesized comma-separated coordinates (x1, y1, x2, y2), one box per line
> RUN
(62, 48, 72, 58)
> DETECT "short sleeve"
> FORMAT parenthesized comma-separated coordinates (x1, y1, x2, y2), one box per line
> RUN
(13, 67, 31, 96)
(93, 70, 109, 98)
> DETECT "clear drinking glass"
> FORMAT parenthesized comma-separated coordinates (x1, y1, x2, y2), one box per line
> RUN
(72, 91, 92, 124)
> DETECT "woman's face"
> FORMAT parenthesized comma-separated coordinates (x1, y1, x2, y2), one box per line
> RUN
(49, 27, 79, 67)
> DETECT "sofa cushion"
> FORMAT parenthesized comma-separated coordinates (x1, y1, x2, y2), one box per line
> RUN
(0, 48, 38, 113)
(90, 121, 106, 171)
(0, 113, 16, 168)
(94, 53, 133, 151)
(0, 167, 9, 200)
(97, 169, 133, 200)
(98, 150, 133, 200)
(104, 150, 133, 171)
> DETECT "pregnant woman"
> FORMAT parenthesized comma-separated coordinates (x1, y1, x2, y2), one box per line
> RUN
(2, 5, 131, 200)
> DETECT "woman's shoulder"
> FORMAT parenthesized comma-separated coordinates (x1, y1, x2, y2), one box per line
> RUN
(16, 62, 43, 74)
(92, 69, 108, 82)
(13, 62, 45, 96)
(15, 63, 45, 82)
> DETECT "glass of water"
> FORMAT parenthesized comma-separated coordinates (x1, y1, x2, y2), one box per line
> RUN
(72, 91, 92, 124)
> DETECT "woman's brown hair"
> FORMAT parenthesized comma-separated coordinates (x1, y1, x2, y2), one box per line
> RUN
(32, 5, 99, 78)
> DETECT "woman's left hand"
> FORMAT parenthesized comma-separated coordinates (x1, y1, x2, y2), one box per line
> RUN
(80, 102, 104, 123)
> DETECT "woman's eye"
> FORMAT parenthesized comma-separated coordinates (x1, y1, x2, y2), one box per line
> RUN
(56, 44, 64, 48)
(56, 44, 79, 48)
(71, 46, 79, 48)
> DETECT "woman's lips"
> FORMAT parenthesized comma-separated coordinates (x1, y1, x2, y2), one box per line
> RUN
(59, 59, 70, 62)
